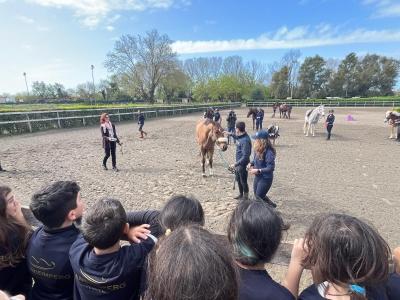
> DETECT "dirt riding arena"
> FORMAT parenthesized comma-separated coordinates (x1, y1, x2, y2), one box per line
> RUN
(1, 107, 399, 247)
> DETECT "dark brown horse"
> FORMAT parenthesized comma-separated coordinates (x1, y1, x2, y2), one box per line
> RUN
(196, 119, 228, 177)
(385, 110, 400, 139)
(279, 104, 292, 119)
(247, 108, 264, 130)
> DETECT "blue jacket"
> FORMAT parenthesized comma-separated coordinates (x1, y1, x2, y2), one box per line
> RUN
(233, 133, 252, 167)
(138, 114, 145, 125)
(256, 110, 264, 120)
(251, 148, 275, 179)
(326, 114, 335, 126)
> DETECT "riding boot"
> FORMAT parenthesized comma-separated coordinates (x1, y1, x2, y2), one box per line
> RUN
(233, 194, 243, 200)
(0, 163, 4, 172)
(264, 196, 277, 208)
(140, 131, 144, 138)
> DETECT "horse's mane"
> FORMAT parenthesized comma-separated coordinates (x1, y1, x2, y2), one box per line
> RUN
(308, 106, 324, 123)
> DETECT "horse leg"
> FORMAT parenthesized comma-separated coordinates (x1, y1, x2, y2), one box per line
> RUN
(312, 124, 315, 137)
(208, 149, 214, 176)
(389, 126, 394, 139)
(304, 121, 308, 135)
(201, 150, 206, 177)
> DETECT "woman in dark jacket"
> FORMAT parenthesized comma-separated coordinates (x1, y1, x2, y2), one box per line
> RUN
(0, 185, 32, 297)
(100, 113, 121, 172)
(248, 130, 277, 207)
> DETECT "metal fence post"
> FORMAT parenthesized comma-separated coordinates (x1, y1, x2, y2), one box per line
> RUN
(57, 112, 61, 128)
(26, 114, 32, 133)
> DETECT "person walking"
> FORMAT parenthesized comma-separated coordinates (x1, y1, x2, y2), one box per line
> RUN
(228, 122, 252, 200)
(325, 109, 335, 140)
(100, 113, 121, 172)
(138, 110, 147, 138)
(248, 130, 277, 208)
(226, 110, 237, 145)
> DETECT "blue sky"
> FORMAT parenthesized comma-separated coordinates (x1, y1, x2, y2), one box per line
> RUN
(1, 0, 400, 94)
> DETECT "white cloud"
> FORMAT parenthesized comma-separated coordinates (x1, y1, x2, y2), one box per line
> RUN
(17, 15, 35, 23)
(25, 0, 190, 28)
(106, 25, 114, 31)
(172, 25, 400, 54)
(21, 44, 33, 50)
(36, 25, 50, 31)
(363, 0, 400, 18)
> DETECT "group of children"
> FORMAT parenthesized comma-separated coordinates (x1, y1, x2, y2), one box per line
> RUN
(0, 181, 399, 300)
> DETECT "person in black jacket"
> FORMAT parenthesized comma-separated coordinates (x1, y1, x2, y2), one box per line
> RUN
(325, 110, 335, 140)
(100, 113, 122, 172)
(213, 109, 221, 124)
(227, 121, 252, 200)
(28, 181, 160, 300)
(138, 110, 147, 139)
(0, 186, 32, 298)
(226, 110, 237, 145)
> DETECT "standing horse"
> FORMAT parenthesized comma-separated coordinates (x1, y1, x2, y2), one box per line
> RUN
(247, 108, 264, 130)
(279, 104, 292, 119)
(384, 110, 400, 139)
(303, 105, 325, 137)
(196, 119, 228, 177)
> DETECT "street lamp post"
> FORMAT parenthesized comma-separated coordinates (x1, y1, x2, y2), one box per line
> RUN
(91, 65, 96, 106)
(23, 72, 29, 97)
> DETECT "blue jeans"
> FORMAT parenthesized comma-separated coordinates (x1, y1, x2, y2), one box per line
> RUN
(227, 127, 235, 144)
(253, 176, 273, 201)
(256, 119, 262, 131)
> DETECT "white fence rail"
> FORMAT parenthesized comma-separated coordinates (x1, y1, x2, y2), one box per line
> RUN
(0, 103, 241, 136)
(247, 100, 400, 108)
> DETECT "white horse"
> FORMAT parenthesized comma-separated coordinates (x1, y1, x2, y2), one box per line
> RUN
(303, 105, 325, 137)
(384, 110, 400, 139)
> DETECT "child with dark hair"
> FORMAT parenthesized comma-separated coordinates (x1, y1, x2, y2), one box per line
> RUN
(69, 198, 158, 300)
(298, 213, 391, 300)
(27, 181, 84, 300)
(145, 225, 238, 300)
(387, 247, 400, 300)
(0, 186, 32, 297)
(227, 200, 300, 300)
(158, 195, 204, 233)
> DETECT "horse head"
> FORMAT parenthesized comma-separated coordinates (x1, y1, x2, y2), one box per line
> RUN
(247, 109, 255, 118)
(384, 111, 393, 123)
(317, 105, 325, 118)
(211, 122, 228, 151)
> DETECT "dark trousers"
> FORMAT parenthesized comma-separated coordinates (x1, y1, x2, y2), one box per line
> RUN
(397, 125, 400, 141)
(235, 165, 249, 195)
(254, 176, 273, 202)
(227, 127, 235, 144)
(103, 141, 117, 168)
(256, 119, 262, 131)
(327, 124, 333, 139)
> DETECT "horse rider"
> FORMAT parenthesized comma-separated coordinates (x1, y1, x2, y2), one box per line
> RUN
(226, 121, 252, 200)
(213, 108, 221, 124)
(226, 110, 237, 145)
(325, 109, 335, 140)
(138, 110, 147, 138)
(256, 107, 264, 131)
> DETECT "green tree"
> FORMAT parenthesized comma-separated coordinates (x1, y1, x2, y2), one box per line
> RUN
(298, 55, 330, 98)
(270, 66, 289, 99)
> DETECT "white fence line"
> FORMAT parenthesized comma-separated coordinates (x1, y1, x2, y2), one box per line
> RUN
(247, 101, 400, 107)
(0, 103, 241, 135)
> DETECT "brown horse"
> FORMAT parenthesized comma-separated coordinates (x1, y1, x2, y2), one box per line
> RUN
(272, 102, 280, 118)
(279, 104, 292, 119)
(247, 108, 264, 130)
(196, 119, 228, 177)
(384, 110, 400, 139)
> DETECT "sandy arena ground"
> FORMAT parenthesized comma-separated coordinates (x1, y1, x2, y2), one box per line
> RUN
(1, 107, 399, 286)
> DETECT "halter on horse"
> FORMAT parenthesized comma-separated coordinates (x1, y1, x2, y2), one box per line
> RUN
(384, 111, 400, 139)
(279, 104, 292, 119)
(304, 105, 325, 137)
(196, 119, 228, 177)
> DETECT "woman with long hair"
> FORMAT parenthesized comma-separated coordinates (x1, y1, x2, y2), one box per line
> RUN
(248, 130, 277, 207)
(100, 113, 122, 172)
(0, 186, 32, 297)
